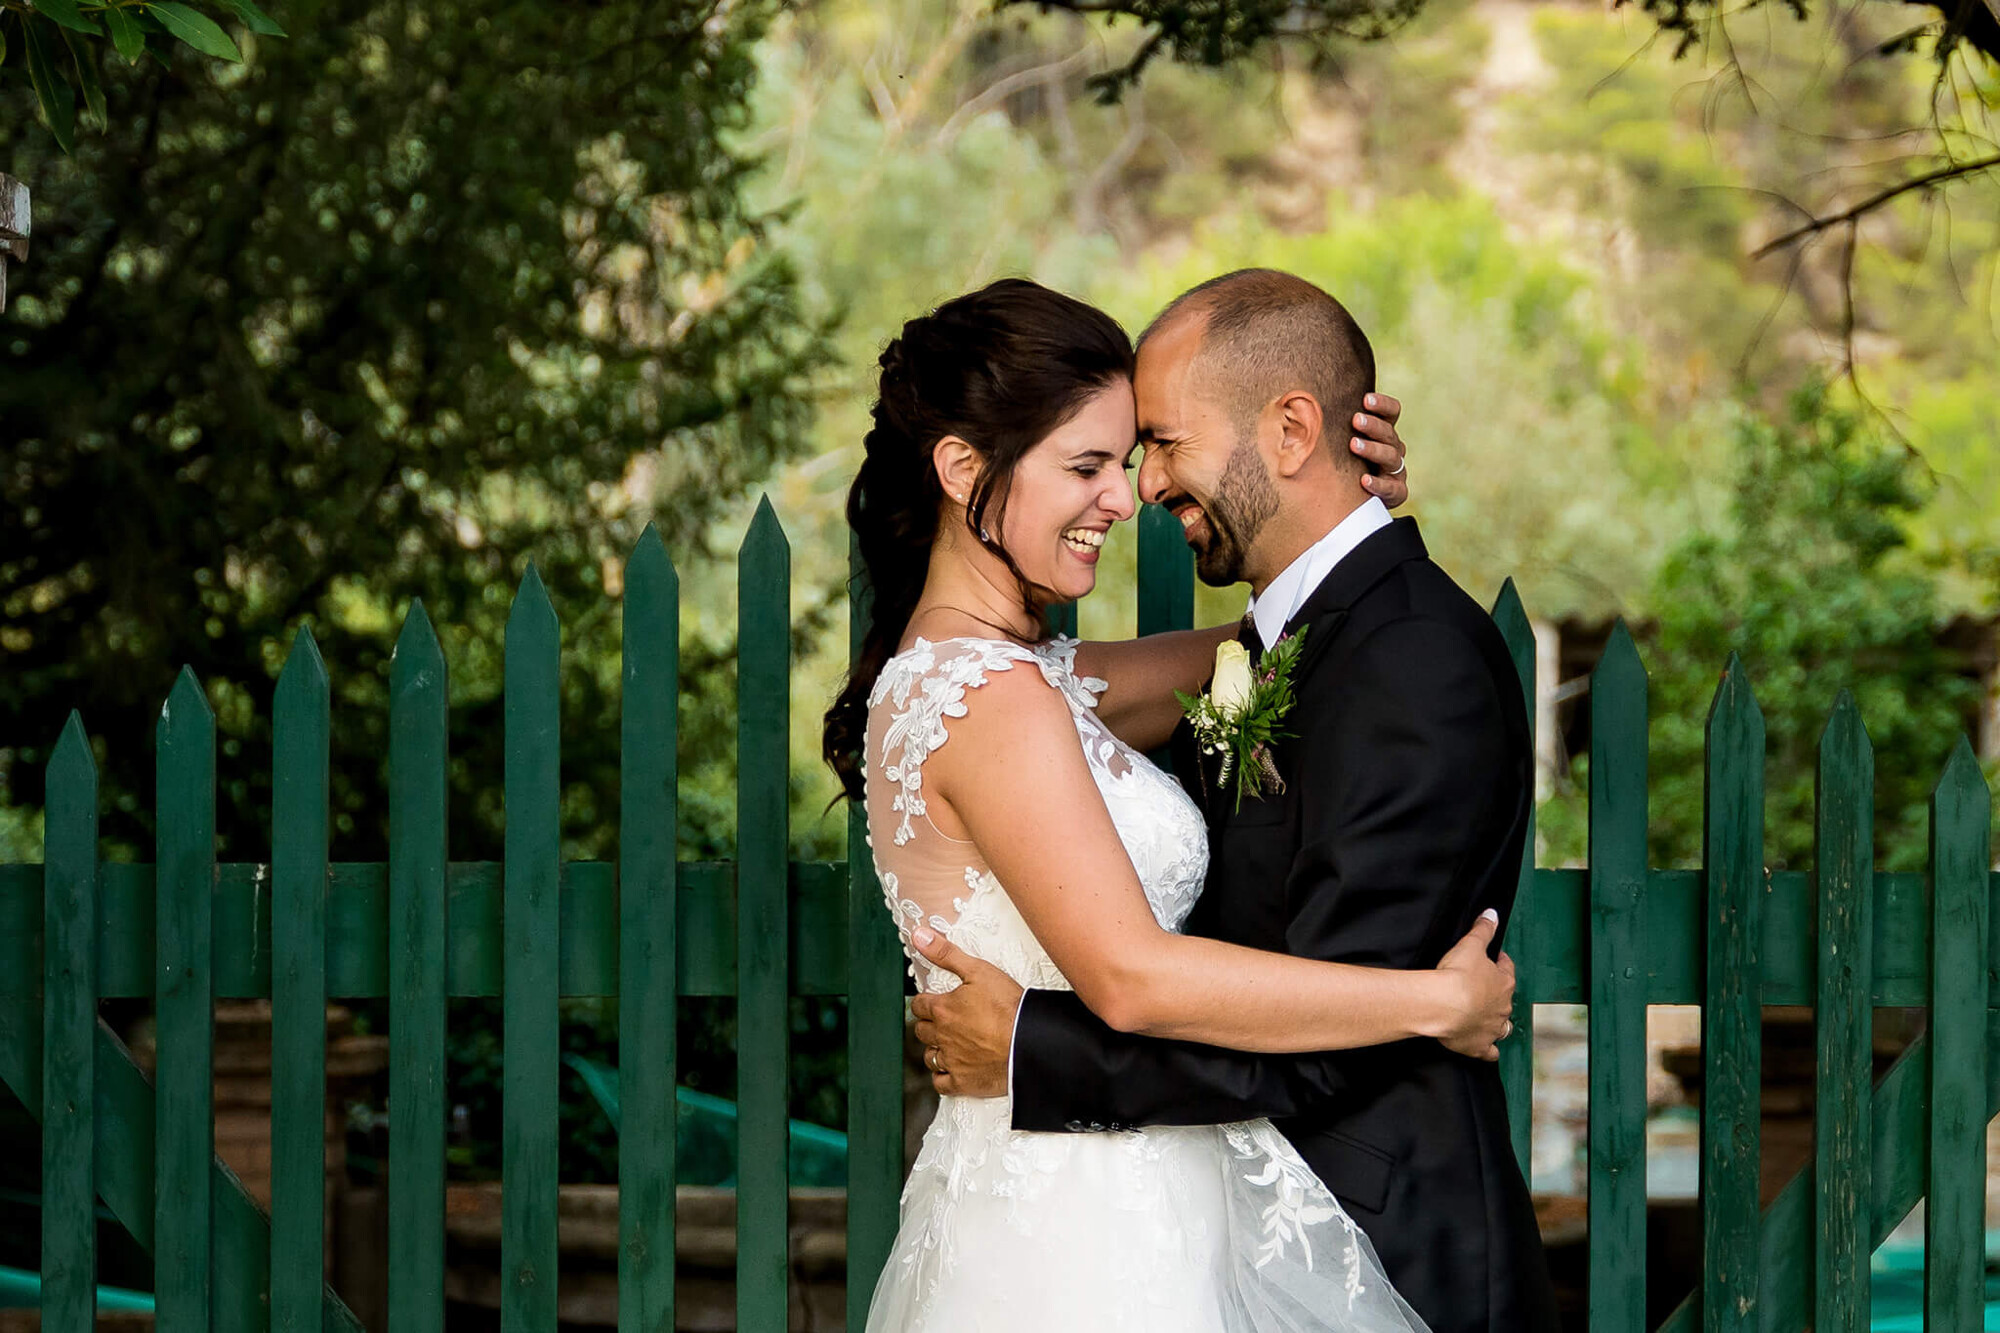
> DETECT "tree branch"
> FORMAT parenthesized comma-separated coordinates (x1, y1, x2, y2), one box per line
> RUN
(936, 49, 1097, 147)
(1751, 150, 2000, 257)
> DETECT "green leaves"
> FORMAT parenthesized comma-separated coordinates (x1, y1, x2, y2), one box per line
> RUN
(218, 0, 285, 36)
(103, 7, 146, 62)
(23, 16, 75, 155)
(64, 28, 109, 131)
(16, 1, 280, 152)
(29, 0, 103, 37)
(149, 3, 241, 61)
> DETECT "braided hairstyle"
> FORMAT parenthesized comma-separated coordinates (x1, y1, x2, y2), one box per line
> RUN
(822, 278, 1134, 802)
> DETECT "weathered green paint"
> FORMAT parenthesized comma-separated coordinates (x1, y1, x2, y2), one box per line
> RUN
(13, 859, 2000, 1005)
(619, 526, 679, 1333)
(7, 561, 2000, 1333)
(503, 565, 563, 1332)
(0, 1001, 366, 1331)
(1587, 622, 1647, 1331)
(272, 630, 330, 1333)
(1814, 693, 1874, 1333)
(737, 497, 792, 1332)
(1659, 1012, 2000, 1333)
(1490, 579, 1536, 1179)
(389, 602, 449, 1333)
(1701, 657, 1765, 1333)
(1508, 865, 1991, 1009)
(846, 537, 904, 1332)
(155, 667, 215, 1333)
(41, 713, 97, 1333)
(1925, 739, 1989, 1331)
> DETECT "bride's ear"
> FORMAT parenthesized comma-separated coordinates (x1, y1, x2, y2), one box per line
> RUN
(932, 435, 979, 508)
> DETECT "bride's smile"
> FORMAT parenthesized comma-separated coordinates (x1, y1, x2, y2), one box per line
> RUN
(938, 377, 1139, 607)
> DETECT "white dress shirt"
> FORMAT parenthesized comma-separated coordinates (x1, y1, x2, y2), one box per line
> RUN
(1244, 496, 1393, 651)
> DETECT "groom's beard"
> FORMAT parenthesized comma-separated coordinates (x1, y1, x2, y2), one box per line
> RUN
(1191, 438, 1279, 587)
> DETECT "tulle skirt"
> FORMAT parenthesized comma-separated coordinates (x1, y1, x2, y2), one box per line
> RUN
(865, 1096, 1429, 1333)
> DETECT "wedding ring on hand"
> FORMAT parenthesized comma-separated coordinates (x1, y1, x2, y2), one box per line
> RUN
(926, 1047, 946, 1074)
(1386, 457, 1407, 477)
(1501, 1020, 1514, 1040)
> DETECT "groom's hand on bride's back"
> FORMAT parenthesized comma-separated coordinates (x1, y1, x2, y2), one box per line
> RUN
(908, 927, 1023, 1099)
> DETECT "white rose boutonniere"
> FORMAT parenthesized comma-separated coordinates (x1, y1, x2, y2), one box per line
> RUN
(1176, 627, 1308, 811)
(1209, 640, 1255, 714)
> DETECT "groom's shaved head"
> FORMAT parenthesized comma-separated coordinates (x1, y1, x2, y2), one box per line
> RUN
(1141, 269, 1375, 474)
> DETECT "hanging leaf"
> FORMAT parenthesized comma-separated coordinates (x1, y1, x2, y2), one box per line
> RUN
(63, 25, 108, 131)
(140, 25, 177, 66)
(27, 0, 102, 36)
(104, 6, 147, 63)
(23, 16, 77, 155)
(218, 0, 285, 38)
(149, 1, 242, 61)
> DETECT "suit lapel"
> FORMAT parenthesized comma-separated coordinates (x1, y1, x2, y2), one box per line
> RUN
(1196, 519, 1430, 833)
(1282, 517, 1429, 683)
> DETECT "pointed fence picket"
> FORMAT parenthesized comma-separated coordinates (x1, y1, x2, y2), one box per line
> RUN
(619, 527, 680, 1333)
(155, 669, 216, 1333)
(271, 631, 330, 1333)
(0, 494, 1995, 1332)
(40, 715, 96, 1333)
(389, 601, 449, 1333)
(1701, 656, 1765, 1333)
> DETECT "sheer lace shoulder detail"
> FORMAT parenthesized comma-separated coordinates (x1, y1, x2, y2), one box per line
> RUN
(866, 635, 1105, 848)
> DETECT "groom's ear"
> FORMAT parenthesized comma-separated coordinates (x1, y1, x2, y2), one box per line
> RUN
(1271, 390, 1324, 479)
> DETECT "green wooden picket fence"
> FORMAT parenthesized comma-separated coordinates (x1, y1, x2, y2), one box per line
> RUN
(1, 495, 1996, 1333)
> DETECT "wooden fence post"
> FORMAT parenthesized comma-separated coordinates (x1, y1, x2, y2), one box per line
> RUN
(0, 175, 28, 313)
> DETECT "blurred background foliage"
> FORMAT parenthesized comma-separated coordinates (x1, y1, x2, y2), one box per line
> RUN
(4, 0, 1998, 1151)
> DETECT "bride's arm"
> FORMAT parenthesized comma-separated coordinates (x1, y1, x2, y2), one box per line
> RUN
(930, 667, 1507, 1055)
(1071, 623, 1237, 754)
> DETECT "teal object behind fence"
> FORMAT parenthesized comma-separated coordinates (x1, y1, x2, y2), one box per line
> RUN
(0, 501, 1996, 1332)
(562, 1052, 850, 1188)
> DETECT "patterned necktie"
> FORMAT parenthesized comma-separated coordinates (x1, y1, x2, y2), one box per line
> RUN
(1237, 608, 1261, 654)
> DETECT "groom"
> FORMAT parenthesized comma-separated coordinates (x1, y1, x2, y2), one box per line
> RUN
(911, 269, 1559, 1332)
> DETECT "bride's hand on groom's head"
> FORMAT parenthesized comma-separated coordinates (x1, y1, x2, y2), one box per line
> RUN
(908, 927, 1022, 1099)
(1431, 908, 1516, 1063)
(1350, 392, 1409, 509)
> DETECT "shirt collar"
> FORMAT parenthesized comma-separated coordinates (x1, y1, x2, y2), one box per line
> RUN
(1244, 496, 1393, 652)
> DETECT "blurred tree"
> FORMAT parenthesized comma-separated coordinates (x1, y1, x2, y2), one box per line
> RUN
(1537, 381, 1990, 870)
(1011, 0, 1999, 387)
(1008, 0, 1999, 92)
(0, 0, 832, 861)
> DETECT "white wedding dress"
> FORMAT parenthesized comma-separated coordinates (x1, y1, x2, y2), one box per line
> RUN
(861, 636, 1428, 1333)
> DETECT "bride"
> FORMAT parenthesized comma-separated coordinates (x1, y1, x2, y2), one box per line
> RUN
(821, 279, 1513, 1332)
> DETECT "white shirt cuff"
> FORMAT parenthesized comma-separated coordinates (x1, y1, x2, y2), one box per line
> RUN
(1005, 990, 1028, 1103)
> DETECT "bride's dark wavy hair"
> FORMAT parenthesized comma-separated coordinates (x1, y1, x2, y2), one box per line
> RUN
(822, 278, 1134, 803)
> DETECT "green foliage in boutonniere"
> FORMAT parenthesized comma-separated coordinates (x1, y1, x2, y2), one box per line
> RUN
(1175, 627, 1308, 811)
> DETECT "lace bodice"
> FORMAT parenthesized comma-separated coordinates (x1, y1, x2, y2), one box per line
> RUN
(863, 635, 1209, 995)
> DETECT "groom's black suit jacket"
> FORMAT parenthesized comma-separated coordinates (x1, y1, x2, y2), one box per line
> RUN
(1012, 517, 1559, 1333)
